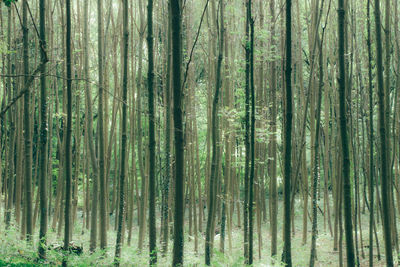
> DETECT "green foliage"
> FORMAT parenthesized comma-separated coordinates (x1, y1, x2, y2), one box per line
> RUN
(2, 0, 17, 7)
(0, 259, 37, 266)
(0, 199, 380, 266)
(0, 41, 9, 55)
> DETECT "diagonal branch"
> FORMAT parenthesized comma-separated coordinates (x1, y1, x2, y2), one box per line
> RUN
(181, 0, 209, 91)
(0, 62, 46, 118)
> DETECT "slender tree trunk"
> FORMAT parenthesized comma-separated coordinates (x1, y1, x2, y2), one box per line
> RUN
(220, 5, 231, 253)
(243, 0, 251, 262)
(147, 0, 157, 264)
(127, 3, 138, 244)
(205, 0, 224, 265)
(282, 0, 293, 265)
(309, 33, 324, 267)
(97, 0, 107, 250)
(269, 0, 278, 257)
(161, 1, 172, 255)
(366, 1, 374, 265)
(137, 0, 147, 250)
(38, 0, 48, 258)
(171, 0, 184, 265)
(22, 0, 33, 242)
(63, 0, 73, 265)
(114, 0, 128, 264)
(5, 6, 14, 229)
(338, 0, 355, 265)
(248, 13, 255, 265)
(373, 0, 393, 265)
(83, 0, 100, 252)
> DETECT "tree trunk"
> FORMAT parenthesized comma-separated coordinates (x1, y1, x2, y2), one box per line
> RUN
(282, 0, 293, 265)
(82, 0, 100, 252)
(366, 1, 374, 265)
(171, 0, 184, 265)
(243, 0, 251, 262)
(205, 0, 224, 265)
(269, 0, 278, 257)
(114, 0, 128, 264)
(63, 0, 73, 265)
(248, 12, 255, 265)
(5, 6, 14, 229)
(97, 0, 107, 250)
(373, 0, 394, 265)
(38, 0, 48, 258)
(161, 1, 172, 256)
(147, 0, 157, 264)
(137, 0, 147, 250)
(338, 0, 355, 265)
(22, 0, 33, 242)
(309, 32, 324, 267)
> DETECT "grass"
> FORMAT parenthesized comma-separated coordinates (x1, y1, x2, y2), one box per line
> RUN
(0, 198, 393, 266)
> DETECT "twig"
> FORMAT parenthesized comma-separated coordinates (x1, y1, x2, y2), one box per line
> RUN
(26, 1, 49, 62)
(181, 0, 209, 91)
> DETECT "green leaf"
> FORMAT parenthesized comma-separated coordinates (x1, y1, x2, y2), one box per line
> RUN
(3, 0, 18, 7)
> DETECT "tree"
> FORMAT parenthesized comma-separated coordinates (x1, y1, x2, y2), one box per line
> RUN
(63, 0, 73, 265)
(269, 0, 278, 257)
(373, 0, 393, 265)
(337, 0, 355, 265)
(114, 0, 129, 264)
(22, 0, 33, 242)
(38, 0, 49, 259)
(83, 0, 100, 253)
(205, 0, 224, 264)
(282, 0, 293, 266)
(243, 0, 251, 261)
(366, 1, 375, 265)
(97, 0, 107, 250)
(5, 3, 14, 230)
(248, 9, 255, 265)
(161, 1, 172, 256)
(79, 1, 99, 252)
(147, 0, 157, 264)
(171, 0, 184, 265)
(309, 31, 324, 267)
(137, 0, 147, 250)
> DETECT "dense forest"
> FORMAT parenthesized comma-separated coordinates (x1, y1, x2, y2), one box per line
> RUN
(0, 0, 399, 266)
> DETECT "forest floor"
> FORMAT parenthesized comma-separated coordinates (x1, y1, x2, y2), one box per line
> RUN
(0, 199, 390, 266)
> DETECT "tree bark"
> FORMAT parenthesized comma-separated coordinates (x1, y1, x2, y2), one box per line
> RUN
(243, 0, 251, 262)
(269, 0, 278, 257)
(97, 0, 107, 250)
(338, 0, 355, 265)
(22, 0, 33, 242)
(366, 1, 374, 265)
(248, 13, 255, 265)
(114, 0, 129, 264)
(38, 0, 48, 258)
(5, 5, 14, 230)
(205, 0, 224, 265)
(63, 0, 73, 265)
(161, 1, 172, 255)
(309, 32, 324, 267)
(373, 0, 394, 265)
(171, 0, 184, 265)
(282, 0, 293, 265)
(147, 0, 157, 264)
